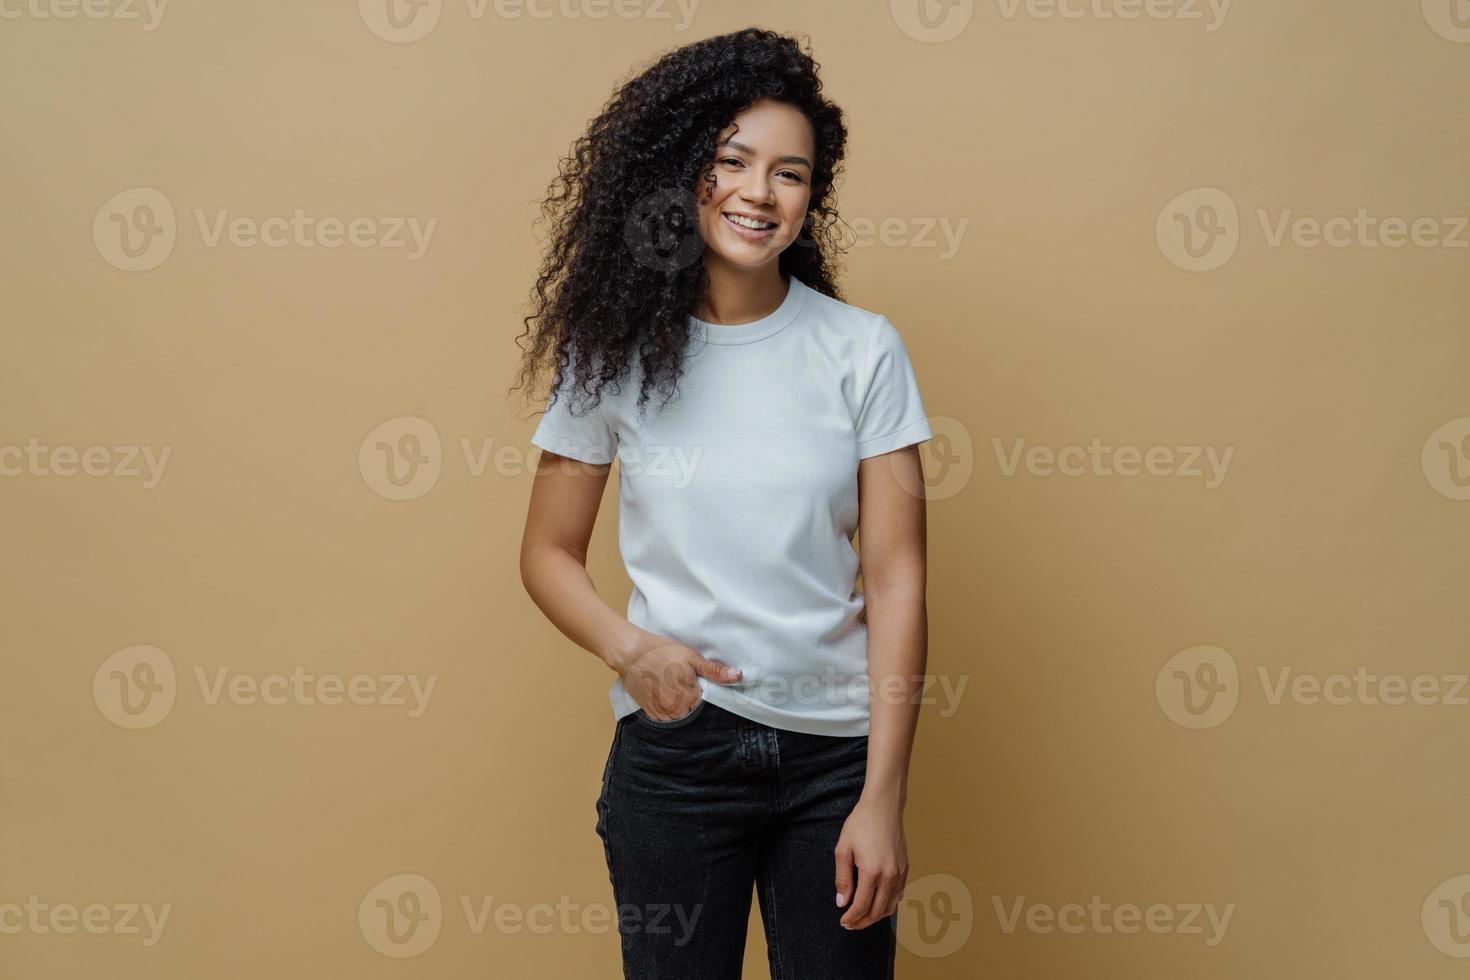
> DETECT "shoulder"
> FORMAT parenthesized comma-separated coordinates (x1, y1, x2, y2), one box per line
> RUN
(795, 280, 901, 362)
(799, 279, 886, 329)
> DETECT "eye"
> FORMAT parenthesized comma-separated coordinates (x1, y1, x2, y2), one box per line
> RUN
(719, 157, 805, 183)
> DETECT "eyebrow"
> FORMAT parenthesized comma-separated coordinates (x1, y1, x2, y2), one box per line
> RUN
(718, 139, 812, 168)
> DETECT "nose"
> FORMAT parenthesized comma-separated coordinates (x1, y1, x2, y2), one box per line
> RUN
(739, 167, 775, 206)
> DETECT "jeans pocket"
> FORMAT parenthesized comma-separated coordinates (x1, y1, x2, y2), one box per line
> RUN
(632, 696, 708, 730)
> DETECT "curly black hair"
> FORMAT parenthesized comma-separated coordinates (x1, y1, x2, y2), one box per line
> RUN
(511, 26, 850, 425)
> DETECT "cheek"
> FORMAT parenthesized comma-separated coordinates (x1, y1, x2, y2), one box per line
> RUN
(699, 204, 728, 242)
(695, 175, 732, 217)
(700, 170, 733, 199)
(782, 192, 811, 231)
(691, 194, 718, 233)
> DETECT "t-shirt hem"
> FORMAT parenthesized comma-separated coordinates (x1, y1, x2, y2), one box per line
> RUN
(529, 427, 616, 465)
(856, 417, 933, 460)
(611, 679, 871, 737)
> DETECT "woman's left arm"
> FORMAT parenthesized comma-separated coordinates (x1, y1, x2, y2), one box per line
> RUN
(836, 444, 929, 930)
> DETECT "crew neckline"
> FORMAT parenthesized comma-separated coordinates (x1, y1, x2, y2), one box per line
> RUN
(690, 274, 808, 345)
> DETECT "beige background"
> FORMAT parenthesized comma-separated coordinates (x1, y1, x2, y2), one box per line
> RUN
(3, 0, 1469, 977)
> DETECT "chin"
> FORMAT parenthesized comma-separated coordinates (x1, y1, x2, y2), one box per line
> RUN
(712, 252, 787, 275)
(703, 231, 791, 270)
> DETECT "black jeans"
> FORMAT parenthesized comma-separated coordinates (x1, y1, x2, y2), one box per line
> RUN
(594, 699, 897, 979)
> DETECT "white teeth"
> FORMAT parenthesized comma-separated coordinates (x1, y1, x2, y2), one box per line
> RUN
(724, 213, 776, 230)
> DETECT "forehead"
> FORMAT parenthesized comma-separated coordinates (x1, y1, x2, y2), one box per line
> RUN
(717, 100, 815, 158)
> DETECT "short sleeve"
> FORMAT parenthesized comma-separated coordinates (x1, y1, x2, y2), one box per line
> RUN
(530, 368, 618, 465)
(854, 316, 933, 459)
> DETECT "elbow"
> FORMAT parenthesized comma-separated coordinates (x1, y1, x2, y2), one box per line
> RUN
(862, 562, 926, 604)
(518, 541, 540, 597)
(863, 582, 926, 611)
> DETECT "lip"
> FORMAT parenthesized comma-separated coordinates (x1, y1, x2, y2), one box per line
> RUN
(721, 211, 779, 241)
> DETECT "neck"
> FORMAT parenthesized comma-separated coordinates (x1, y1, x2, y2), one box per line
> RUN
(695, 261, 788, 325)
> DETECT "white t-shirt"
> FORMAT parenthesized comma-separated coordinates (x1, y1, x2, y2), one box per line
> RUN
(529, 273, 933, 736)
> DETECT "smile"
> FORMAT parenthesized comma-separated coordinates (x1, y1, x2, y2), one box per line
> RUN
(722, 212, 778, 233)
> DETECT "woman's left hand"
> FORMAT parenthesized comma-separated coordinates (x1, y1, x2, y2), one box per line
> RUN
(834, 795, 909, 931)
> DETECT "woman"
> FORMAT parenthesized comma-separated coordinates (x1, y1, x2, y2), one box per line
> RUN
(516, 27, 932, 979)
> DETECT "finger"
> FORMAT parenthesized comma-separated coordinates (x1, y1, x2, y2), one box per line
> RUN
(863, 879, 889, 929)
(867, 870, 899, 927)
(692, 655, 743, 684)
(647, 692, 698, 721)
(840, 865, 878, 930)
(834, 843, 855, 911)
(890, 873, 909, 917)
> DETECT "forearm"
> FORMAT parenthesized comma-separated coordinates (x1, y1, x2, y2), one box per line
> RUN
(861, 581, 927, 812)
(520, 545, 647, 674)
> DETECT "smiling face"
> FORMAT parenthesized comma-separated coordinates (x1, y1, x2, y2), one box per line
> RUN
(693, 98, 816, 274)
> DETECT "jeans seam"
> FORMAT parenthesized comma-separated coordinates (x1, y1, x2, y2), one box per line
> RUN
(769, 728, 784, 812)
(763, 729, 788, 980)
(761, 858, 787, 980)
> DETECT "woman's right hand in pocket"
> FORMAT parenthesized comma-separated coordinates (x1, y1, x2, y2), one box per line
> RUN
(614, 634, 742, 721)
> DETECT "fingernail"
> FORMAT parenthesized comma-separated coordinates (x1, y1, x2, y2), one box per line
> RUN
(836, 893, 845, 907)
(730, 668, 742, 678)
